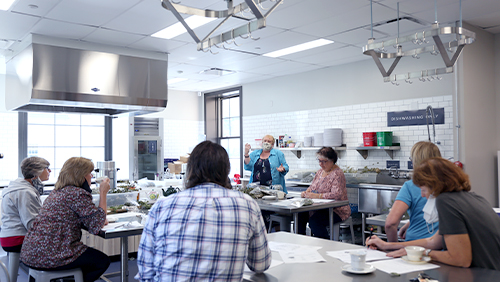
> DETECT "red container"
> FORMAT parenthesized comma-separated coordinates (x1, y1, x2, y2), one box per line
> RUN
(363, 132, 377, 147)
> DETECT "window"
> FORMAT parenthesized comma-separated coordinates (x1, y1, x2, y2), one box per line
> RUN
(205, 87, 242, 180)
(27, 112, 105, 181)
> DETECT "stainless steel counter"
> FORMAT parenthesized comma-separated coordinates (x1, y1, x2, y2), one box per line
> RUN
(243, 232, 500, 282)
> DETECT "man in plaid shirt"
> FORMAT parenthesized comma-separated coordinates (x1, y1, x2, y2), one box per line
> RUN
(135, 141, 272, 282)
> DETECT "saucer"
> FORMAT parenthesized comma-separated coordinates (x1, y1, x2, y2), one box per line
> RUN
(341, 264, 376, 274)
(402, 255, 431, 264)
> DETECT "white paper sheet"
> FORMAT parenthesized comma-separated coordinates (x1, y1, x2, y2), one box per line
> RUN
(370, 258, 440, 275)
(268, 242, 325, 263)
(326, 249, 396, 263)
(269, 198, 334, 207)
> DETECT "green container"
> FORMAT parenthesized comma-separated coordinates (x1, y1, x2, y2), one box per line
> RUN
(376, 132, 393, 146)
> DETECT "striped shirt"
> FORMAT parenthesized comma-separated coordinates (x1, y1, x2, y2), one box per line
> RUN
(135, 183, 272, 282)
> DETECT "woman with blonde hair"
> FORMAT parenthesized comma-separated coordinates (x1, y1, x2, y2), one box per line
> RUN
(21, 157, 111, 282)
(367, 158, 500, 270)
(385, 141, 441, 242)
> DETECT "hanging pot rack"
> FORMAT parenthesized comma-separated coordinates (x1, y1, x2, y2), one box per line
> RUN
(161, 0, 283, 53)
(363, 0, 475, 84)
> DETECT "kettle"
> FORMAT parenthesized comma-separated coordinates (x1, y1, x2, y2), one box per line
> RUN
(162, 186, 180, 197)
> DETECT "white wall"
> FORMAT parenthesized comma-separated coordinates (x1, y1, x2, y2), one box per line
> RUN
(243, 55, 454, 116)
(459, 24, 498, 206)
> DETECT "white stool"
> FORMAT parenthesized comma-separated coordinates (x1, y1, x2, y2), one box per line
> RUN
(268, 214, 293, 233)
(28, 268, 84, 282)
(0, 260, 10, 282)
(7, 252, 20, 282)
(333, 217, 355, 243)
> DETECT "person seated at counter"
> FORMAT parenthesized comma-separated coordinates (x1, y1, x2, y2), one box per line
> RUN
(21, 157, 111, 282)
(136, 141, 271, 281)
(0, 157, 49, 257)
(366, 157, 500, 271)
(297, 147, 351, 239)
(385, 141, 441, 242)
(244, 134, 289, 230)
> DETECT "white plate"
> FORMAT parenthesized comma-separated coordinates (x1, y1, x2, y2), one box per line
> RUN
(262, 195, 277, 200)
(401, 255, 431, 264)
(341, 264, 376, 274)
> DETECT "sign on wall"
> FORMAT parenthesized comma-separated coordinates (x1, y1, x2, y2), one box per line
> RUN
(387, 108, 445, 127)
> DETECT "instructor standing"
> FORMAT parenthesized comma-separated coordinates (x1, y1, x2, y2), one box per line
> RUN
(244, 135, 289, 193)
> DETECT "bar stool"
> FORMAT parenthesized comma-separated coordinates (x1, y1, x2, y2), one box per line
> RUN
(268, 214, 293, 233)
(0, 260, 10, 282)
(7, 252, 20, 282)
(332, 217, 355, 243)
(28, 268, 84, 282)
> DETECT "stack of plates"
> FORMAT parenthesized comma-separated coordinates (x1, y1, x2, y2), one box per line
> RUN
(304, 136, 313, 147)
(323, 128, 343, 147)
(313, 133, 323, 147)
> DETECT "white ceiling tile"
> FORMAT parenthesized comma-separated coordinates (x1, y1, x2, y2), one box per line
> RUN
(247, 60, 318, 76)
(220, 56, 286, 72)
(82, 28, 146, 46)
(45, 0, 141, 27)
(373, 18, 429, 37)
(328, 28, 387, 46)
(11, 0, 61, 16)
(128, 37, 186, 53)
(31, 19, 96, 40)
(231, 30, 318, 54)
(0, 12, 40, 39)
(103, 0, 177, 35)
(280, 42, 347, 61)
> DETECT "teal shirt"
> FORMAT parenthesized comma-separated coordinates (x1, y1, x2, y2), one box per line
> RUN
(244, 148, 289, 193)
(395, 180, 439, 241)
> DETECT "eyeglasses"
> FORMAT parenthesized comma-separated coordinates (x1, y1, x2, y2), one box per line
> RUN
(45, 167, 51, 171)
(317, 159, 330, 164)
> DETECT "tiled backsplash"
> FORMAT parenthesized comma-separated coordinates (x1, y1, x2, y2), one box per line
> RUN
(243, 95, 454, 174)
(163, 119, 204, 158)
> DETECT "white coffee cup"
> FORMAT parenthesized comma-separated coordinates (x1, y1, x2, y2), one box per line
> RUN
(96, 176, 109, 184)
(405, 246, 425, 261)
(350, 250, 367, 271)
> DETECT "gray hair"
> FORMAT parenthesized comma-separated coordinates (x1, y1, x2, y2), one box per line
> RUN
(21, 157, 50, 179)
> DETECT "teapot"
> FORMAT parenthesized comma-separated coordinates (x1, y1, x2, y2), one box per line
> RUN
(162, 186, 180, 197)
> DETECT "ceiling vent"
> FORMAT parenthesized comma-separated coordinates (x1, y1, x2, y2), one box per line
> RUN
(199, 68, 236, 76)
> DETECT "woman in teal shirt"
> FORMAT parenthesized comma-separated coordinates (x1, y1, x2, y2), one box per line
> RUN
(244, 135, 289, 193)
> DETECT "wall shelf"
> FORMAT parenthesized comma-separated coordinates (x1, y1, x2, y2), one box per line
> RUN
(250, 146, 346, 159)
(348, 146, 400, 160)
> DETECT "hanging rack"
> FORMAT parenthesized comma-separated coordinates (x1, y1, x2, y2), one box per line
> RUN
(363, 0, 475, 83)
(161, 0, 283, 53)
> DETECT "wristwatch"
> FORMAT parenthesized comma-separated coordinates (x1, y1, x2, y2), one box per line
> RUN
(424, 249, 432, 257)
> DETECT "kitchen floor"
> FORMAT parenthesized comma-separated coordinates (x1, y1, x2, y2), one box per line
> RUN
(16, 255, 140, 282)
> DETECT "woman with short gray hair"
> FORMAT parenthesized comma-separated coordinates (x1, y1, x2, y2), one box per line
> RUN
(0, 156, 50, 253)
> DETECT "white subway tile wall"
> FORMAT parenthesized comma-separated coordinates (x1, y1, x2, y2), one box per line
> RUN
(163, 119, 204, 159)
(0, 112, 19, 181)
(243, 95, 454, 174)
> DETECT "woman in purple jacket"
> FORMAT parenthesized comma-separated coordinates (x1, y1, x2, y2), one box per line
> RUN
(21, 157, 111, 282)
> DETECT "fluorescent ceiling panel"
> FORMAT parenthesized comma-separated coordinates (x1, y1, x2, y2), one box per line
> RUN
(168, 78, 189, 84)
(0, 0, 16, 11)
(263, 39, 334, 58)
(152, 16, 217, 39)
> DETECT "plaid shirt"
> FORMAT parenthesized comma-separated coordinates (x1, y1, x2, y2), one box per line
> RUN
(135, 183, 272, 282)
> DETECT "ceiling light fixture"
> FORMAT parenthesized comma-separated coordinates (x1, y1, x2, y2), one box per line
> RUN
(152, 15, 217, 39)
(263, 39, 334, 58)
(161, 0, 283, 54)
(168, 78, 188, 84)
(0, 0, 16, 11)
(363, 0, 475, 84)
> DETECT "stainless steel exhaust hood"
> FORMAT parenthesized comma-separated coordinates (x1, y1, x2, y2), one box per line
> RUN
(5, 43, 168, 115)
